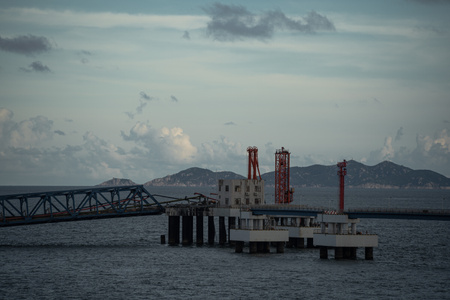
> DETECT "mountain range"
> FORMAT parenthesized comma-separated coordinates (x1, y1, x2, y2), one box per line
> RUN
(98, 160, 450, 189)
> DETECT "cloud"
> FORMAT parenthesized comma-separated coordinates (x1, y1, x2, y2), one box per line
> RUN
(170, 95, 179, 102)
(126, 92, 155, 119)
(406, 0, 450, 4)
(182, 31, 191, 40)
(0, 108, 54, 148)
(224, 121, 236, 126)
(365, 128, 450, 177)
(54, 130, 65, 136)
(0, 34, 52, 55)
(395, 127, 404, 141)
(140, 91, 152, 101)
(121, 122, 197, 163)
(203, 3, 335, 41)
(20, 61, 52, 73)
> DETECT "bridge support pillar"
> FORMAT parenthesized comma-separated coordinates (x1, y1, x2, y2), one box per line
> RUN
(196, 215, 203, 246)
(320, 246, 328, 259)
(306, 238, 314, 248)
(350, 247, 357, 259)
(335, 247, 344, 259)
(208, 216, 215, 245)
(219, 216, 226, 245)
(182, 216, 193, 246)
(365, 247, 373, 260)
(298, 238, 305, 248)
(168, 216, 180, 246)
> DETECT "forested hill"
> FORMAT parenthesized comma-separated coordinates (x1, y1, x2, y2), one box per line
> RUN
(99, 161, 450, 189)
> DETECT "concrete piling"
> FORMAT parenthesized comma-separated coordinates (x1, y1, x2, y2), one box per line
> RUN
(320, 246, 328, 259)
(365, 247, 374, 260)
(196, 215, 203, 246)
(182, 215, 193, 246)
(168, 215, 180, 246)
(219, 216, 227, 245)
(208, 216, 215, 245)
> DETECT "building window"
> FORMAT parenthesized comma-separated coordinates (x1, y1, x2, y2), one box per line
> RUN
(235, 198, 240, 205)
(219, 185, 222, 192)
(246, 186, 250, 192)
(234, 185, 241, 192)
(246, 198, 250, 205)
(255, 198, 260, 204)
(225, 185, 229, 192)
(255, 186, 261, 192)
(225, 198, 229, 205)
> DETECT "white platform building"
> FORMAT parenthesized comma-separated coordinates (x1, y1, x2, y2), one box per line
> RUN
(313, 212, 378, 259)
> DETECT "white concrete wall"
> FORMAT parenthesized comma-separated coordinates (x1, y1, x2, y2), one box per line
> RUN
(313, 233, 378, 247)
(230, 229, 289, 242)
(217, 179, 265, 207)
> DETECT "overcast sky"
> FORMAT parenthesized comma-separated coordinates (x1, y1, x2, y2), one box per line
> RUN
(1, 0, 449, 185)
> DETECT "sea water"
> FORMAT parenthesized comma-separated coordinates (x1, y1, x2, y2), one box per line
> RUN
(0, 186, 449, 299)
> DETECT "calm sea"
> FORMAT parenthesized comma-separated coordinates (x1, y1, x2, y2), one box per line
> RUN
(0, 186, 449, 299)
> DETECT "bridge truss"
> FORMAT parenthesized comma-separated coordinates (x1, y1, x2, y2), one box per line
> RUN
(0, 185, 164, 227)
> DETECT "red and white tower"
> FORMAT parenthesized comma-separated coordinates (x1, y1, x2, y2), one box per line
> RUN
(275, 147, 294, 204)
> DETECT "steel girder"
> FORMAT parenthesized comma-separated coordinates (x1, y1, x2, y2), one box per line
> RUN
(0, 185, 164, 227)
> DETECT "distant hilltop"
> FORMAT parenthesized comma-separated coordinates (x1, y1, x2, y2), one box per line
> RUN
(96, 177, 137, 187)
(97, 161, 450, 189)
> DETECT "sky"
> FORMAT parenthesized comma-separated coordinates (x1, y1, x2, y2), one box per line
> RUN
(0, 0, 449, 185)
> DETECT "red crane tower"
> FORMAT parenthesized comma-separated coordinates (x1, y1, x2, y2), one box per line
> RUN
(275, 147, 294, 204)
(247, 146, 261, 180)
(337, 160, 347, 212)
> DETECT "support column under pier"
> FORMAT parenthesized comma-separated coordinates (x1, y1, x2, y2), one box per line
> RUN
(277, 242, 285, 253)
(235, 241, 244, 253)
(182, 216, 193, 246)
(320, 246, 328, 259)
(168, 216, 180, 246)
(249, 242, 258, 254)
(335, 247, 344, 260)
(298, 238, 305, 248)
(228, 217, 236, 246)
(306, 238, 314, 248)
(196, 215, 203, 246)
(365, 247, 374, 260)
(208, 216, 215, 245)
(219, 216, 227, 246)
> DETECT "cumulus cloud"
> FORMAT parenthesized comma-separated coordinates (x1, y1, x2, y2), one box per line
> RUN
(0, 108, 55, 148)
(203, 3, 335, 41)
(0, 109, 251, 184)
(20, 61, 52, 73)
(0, 34, 52, 55)
(395, 126, 404, 141)
(366, 128, 450, 177)
(121, 122, 197, 163)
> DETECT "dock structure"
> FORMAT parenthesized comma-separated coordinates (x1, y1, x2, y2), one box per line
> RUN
(230, 211, 288, 253)
(163, 177, 318, 253)
(313, 212, 378, 260)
